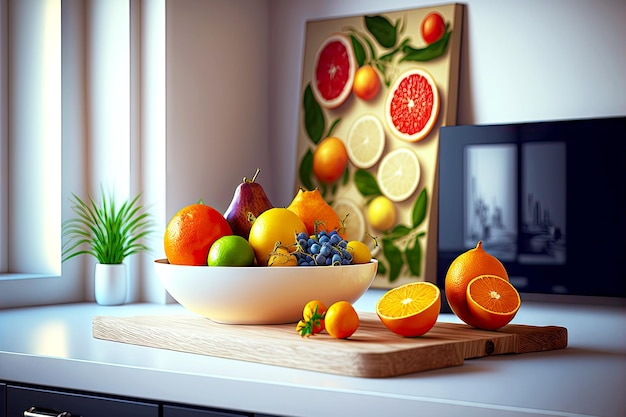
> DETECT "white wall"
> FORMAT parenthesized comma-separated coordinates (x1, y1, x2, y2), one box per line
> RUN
(267, 0, 626, 206)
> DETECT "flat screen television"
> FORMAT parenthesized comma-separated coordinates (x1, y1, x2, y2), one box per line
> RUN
(437, 116, 626, 307)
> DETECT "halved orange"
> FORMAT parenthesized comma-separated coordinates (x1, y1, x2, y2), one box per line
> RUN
(466, 275, 521, 330)
(376, 281, 441, 337)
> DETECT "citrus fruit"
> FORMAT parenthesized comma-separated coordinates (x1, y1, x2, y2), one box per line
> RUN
(346, 114, 385, 169)
(444, 241, 509, 328)
(376, 147, 421, 202)
(421, 12, 445, 44)
(312, 136, 349, 184)
(268, 246, 298, 267)
(353, 65, 380, 100)
(207, 235, 255, 267)
(385, 68, 440, 142)
(164, 203, 232, 266)
(376, 281, 441, 337)
(310, 33, 357, 109)
(367, 195, 397, 231)
(287, 188, 345, 239)
(324, 301, 359, 339)
(466, 275, 521, 330)
(346, 240, 371, 264)
(248, 207, 307, 266)
(331, 197, 366, 243)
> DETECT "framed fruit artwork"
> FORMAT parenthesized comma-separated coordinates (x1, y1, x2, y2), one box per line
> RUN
(295, 4, 465, 288)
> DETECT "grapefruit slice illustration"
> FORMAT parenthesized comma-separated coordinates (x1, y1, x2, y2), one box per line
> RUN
(310, 33, 357, 109)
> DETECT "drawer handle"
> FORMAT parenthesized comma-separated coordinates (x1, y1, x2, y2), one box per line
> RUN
(24, 406, 74, 417)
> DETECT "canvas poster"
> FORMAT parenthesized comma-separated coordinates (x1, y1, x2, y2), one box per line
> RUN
(295, 4, 464, 287)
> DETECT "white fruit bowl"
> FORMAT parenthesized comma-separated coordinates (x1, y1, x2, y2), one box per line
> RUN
(154, 259, 378, 325)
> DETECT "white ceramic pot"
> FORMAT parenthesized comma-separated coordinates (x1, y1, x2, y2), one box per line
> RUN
(94, 263, 127, 305)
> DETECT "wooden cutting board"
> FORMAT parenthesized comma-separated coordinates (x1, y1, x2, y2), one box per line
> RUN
(92, 312, 567, 378)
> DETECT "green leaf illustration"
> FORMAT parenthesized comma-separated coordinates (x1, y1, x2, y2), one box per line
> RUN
(382, 238, 403, 282)
(350, 34, 366, 67)
(364, 15, 397, 49)
(298, 148, 315, 191)
(400, 26, 452, 62)
(303, 83, 325, 144)
(412, 188, 428, 228)
(405, 233, 424, 277)
(354, 169, 382, 197)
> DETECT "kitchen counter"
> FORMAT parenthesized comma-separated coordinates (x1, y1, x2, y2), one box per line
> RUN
(1, 290, 625, 417)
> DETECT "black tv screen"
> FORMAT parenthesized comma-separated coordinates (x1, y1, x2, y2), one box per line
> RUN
(437, 116, 626, 303)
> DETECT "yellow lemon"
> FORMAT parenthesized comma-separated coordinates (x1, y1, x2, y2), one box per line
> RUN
(347, 240, 372, 264)
(367, 196, 396, 231)
(207, 235, 255, 266)
(248, 208, 307, 266)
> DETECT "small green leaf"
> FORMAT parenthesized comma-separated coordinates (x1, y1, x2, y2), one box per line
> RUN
(364, 15, 397, 49)
(303, 83, 325, 144)
(351, 34, 366, 67)
(384, 224, 412, 240)
(377, 260, 387, 276)
(412, 188, 428, 228)
(326, 117, 341, 138)
(400, 27, 452, 62)
(354, 169, 381, 197)
(298, 149, 315, 191)
(381, 238, 403, 282)
(405, 235, 423, 277)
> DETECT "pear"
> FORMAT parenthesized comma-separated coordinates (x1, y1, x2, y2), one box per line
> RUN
(224, 169, 274, 239)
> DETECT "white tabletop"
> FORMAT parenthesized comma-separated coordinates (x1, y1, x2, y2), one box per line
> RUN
(1, 290, 625, 417)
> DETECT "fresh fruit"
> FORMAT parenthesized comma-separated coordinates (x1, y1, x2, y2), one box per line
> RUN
(310, 33, 357, 109)
(296, 300, 328, 337)
(294, 230, 353, 266)
(313, 137, 349, 184)
(324, 301, 359, 339)
(164, 203, 232, 266)
(248, 207, 307, 266)
(445, 241, 509, 328)
(353, 65, 380, 100)
(376, 147, 421, 202)
(346, 240, 371, 264)
(385, 68, 440, 142)
(367, 195, 397, 231)
(466, 275, 521, 330)
(223, 168, 274, 239)
(287, 188, 345, 239)
(267, 246, 298, 267)
(346, 114, 385, 169)
(376, 281, 441, 337)
(207, 235, 255, 267)
(421, 12, 446, 44)
(332, 198, 366, 242)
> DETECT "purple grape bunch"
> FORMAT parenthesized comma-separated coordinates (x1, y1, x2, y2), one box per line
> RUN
(294, 230, 353, 266)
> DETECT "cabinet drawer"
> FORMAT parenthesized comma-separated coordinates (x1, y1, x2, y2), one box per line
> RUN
(163, 404, 249, 417)
(7, 385, 158, 417)
(1, 383, 6, 417)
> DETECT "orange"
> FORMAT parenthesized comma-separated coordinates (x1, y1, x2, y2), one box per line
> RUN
(164, 203, 232, 266)
(324, 301, 359, 339)
(267, 246, 297, 267)
(385, 68, 440, 142)
(353, 65, 380, 100)
(312, 137, 348, 184)
(444, 241, 509, 328)
(466, 275, 521, 330)
(248, 207, 307, 266)
(287, 188, 346, 239)
(376, 281, 441, 337)
(310, 33, 356, 109)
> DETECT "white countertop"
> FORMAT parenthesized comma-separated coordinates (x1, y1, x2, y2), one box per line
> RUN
(1, 290, 625, 417)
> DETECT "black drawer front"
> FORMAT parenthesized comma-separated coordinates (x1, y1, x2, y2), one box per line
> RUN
(7, 385, 158, 417)
(163, 404, 250, 417)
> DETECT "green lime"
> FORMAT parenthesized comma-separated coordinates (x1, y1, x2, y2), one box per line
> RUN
(207, 235, 255, 266)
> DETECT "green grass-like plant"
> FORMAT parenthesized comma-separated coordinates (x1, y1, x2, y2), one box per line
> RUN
(62, 188, 154, 264)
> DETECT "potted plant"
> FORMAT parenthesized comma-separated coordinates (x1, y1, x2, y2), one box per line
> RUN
(62, 187, 154, 305)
